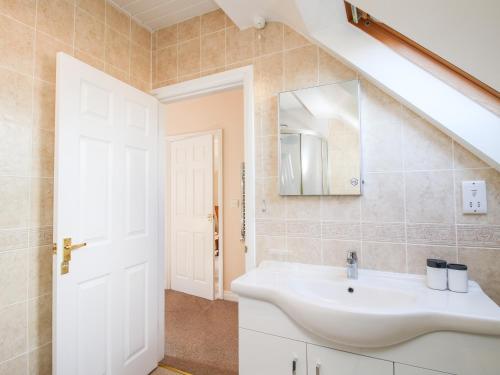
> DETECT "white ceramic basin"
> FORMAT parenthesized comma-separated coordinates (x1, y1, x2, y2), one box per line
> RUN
(232, 261, 500, 348)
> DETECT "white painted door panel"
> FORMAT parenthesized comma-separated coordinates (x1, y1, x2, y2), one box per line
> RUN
(239, 328, 307, 375)
(170, 134, 214, 300)
(307, 344, 393, 375)
(53, 53, 159, 375)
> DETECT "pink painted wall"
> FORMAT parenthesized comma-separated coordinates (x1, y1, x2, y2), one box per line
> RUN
(165, 88, 245, 292)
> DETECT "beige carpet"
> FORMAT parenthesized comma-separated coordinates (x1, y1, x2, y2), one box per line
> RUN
(161, 290, 238, 375)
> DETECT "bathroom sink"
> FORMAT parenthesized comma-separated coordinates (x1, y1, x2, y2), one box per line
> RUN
(232, 261, 500, 348)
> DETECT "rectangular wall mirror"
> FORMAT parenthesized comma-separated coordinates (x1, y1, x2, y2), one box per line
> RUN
(278, 79, 361, 196)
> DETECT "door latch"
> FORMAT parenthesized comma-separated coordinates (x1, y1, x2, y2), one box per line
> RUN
(61, 237, 87, 275)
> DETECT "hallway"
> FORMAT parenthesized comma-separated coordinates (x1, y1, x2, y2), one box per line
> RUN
(161, 290, 238, 375)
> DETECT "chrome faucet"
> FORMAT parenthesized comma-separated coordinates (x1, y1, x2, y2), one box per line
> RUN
(346, 251, 358, 280)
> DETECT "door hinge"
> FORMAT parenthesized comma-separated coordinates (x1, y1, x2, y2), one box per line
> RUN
(52, 243, 57, 255)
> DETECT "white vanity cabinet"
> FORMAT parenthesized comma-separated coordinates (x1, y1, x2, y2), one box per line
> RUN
(394, 364, 450, 375)
(239, 328, 307, 375)
(308, 344, 393, 375)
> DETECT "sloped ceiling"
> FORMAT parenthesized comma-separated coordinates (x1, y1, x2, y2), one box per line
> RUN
(215, 0, 500, 171)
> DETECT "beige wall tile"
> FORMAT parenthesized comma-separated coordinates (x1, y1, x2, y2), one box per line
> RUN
(30, 178, 53, 227)
(362, 121, 403, 172)
(37, 0, 75, 45)
(131, 44, 151, 83)
(78, 0, 104, 21)
(256, 219, 285, 236)
(34, 32, 73, 83)
(105, 63, 128, 82)
(130, 76, 150, 93)
(407, 244, 457, 274)
(322, 222, 361, 241)
(28, 245, 52, 298)
(255, 53, 283, 101)
(320, 196, 360, 222)
(459, 247, 500, 304)
(360, 80, 402, 125)
(402, 107, 453, 171)
(405, 170, 455, 224)
(201, 30, 225, 71)
(0, 177, 30, 229)
(131, 20, 150, 48)
(0, 302, 27, 362)
(255, 22, 283, 57)
(157, 47, 177, 82)
(178, 16, 200, 42)
(28, 294, 52, 349)
(453, 142, 489, 169)
(361, 222, 405, 243)
(74, 48, 105, 70)
(323, 239, 360, 267)
(201, 9, 225, 34)
(284, 25, 310, 49)
(0, 68, 33, 126)
(318, 49, 356, 84)
(157, 25, 177, 49)
(363, 242, 406, 272)
(454, 168, 500, 225)
(28, 343, 51, 375)
(256, 177, 285, 219)
(286, 196, 320, 220)
(0, 229, 29, 253)
(33, 80, 55, 131)
(0, 353, 27, 375)
(406, 223, 456, 246)
(226, 26, 254, 65)
(258, 135, 278, 177)
(29, 227, 53, 248)
(256, 235, 286, 264)
(361, 172, 405, 222)
(0, 250, 28, 308)
(105, 1, 130, 36)
(284, 44, 318, 91)
(258, 96, 278, 136)
(286, 220, 321, 238)
(0, 14, 34, 76)
(287, 237, 321, 264)
(0, 0, 36, 26)
(457, 224, 500, 248)
(75, 8, 105, 60)
(178, 38, 200, 76)
(105, 27, 130, 72)
(0, 122, 31, 176)
(32, 128, 54, 179)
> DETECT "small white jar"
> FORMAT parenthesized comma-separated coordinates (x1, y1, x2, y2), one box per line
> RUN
(426, 259, 447, 290)
(447, 264, 468, 293)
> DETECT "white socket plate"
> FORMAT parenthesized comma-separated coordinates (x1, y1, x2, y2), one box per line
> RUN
(462, 180, 487, 214)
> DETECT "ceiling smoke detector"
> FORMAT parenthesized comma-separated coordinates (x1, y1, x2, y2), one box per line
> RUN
(254, 16, 266, 30)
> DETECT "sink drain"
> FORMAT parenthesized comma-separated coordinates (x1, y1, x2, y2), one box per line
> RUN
(347, 287, 354, 293)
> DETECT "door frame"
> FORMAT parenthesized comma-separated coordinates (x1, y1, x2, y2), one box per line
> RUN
(153, 66, 256, 361)
(166, 129, 224, 300)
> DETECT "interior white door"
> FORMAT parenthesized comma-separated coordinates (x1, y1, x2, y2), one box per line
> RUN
(170, 134, 214, 300)
(53, 53, 159, 375)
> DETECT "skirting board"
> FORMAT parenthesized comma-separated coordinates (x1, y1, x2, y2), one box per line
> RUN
(223, 291, 239, 302)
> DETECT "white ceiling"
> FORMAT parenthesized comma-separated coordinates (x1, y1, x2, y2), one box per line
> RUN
(112, 0, 219, 30)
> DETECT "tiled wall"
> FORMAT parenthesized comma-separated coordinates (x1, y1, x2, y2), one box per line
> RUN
(152, 10, 500, 305)
(0, 0, 152, 372)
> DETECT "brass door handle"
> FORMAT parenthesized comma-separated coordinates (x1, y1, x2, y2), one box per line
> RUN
(61, 238, 87, 275)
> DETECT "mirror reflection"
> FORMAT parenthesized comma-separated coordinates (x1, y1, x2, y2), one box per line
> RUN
(278, 80, 361, 195)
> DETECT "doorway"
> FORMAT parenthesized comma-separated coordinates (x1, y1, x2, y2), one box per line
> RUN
(161, 87, 245, 374)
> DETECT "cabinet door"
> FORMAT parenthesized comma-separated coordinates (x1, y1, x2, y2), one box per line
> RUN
(239, 328, 307, 375)
(395, 363, 452, 375)
(308, 344, 393, 375)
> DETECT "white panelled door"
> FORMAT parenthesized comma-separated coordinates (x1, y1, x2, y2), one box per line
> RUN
(53, 53, 159, 375)
(170, 134, 214, 300)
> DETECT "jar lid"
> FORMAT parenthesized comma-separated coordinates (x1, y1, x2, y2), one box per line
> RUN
(427, 259, 447, 268)
(447, 263, 467, 270)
